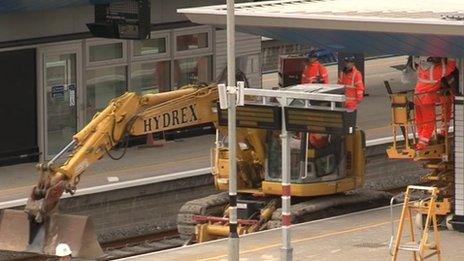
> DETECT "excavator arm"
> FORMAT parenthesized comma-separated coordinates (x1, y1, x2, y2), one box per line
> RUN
(26, 85, 219, 223)
(0, 81, 268, 258)
(0, 85, 221, 258)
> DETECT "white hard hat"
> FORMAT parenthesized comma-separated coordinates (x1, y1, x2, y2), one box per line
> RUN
(55, 243, 72, 257)
(419, 56, 430, 64)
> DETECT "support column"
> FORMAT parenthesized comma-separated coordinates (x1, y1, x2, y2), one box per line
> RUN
(452, 59, 464, 232)
(226, 0, 239, 260)
(280, 99, 293, 261)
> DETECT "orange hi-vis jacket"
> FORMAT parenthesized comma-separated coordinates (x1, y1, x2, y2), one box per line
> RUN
(415, 59, 456, 104)
(301, 61, 329, 84)
(414, 59, 456, 144)
(337, 67, 364, 110)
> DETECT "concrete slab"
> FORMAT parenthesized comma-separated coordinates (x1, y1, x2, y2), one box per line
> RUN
(122, 206, 464, 261)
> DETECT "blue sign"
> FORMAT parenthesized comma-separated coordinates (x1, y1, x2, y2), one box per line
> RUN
(51, 85, 64, 100)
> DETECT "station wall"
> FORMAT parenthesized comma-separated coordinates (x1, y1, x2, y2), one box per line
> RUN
(0, 0, 262, 165)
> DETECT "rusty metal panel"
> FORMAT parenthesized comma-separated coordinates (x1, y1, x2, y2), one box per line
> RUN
(0, 209, 103, 259)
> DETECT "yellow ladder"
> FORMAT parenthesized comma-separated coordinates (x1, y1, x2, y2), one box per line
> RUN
(391, 185, 442, 261)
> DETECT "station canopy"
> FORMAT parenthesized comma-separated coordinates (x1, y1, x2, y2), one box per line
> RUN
(0, 0, 114, 14)
(179, 0, 464, 57)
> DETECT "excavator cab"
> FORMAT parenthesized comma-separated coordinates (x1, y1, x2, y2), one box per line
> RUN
(262, 127, 365, 197)
(211, 84, 364, 197)
(260, 85, 365, 197)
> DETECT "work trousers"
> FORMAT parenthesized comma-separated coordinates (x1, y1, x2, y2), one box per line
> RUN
(439, 93, 454, 134)
(415, 94, 437, 143)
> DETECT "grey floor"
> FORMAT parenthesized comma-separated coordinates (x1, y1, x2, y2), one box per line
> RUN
(122, 206, 464, 261)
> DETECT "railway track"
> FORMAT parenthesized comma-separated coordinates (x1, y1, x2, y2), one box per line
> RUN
(13, 231, 185, 261)
(6, 136, 429, 260)
(101, 189, 412, 261)
(12, 188, 411, 261)
(100, 230, 184, 260)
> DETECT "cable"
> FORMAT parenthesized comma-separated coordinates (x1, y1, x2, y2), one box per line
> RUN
(105, 116, 137, 161)
(105, 133, 129, 160)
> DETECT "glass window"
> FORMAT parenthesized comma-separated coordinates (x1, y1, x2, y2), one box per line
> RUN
(267, 131, 304, 181)
(237, 54, 260, 74)
(89, 42, 123, 62)
(131, 61, 170, 95)
(133, 38, 167, 56)
(85, 66, 127, 122)
(174, 56, 212, 88)
(176, 32, 208, 51)
(44, 54, 77, 155)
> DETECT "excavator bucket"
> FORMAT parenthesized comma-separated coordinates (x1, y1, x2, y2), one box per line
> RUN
(0, 209, 103, 259)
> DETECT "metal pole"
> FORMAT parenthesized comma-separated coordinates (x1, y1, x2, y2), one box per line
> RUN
(280, 98, 293, 261)
(459, 59, 464, 94)
(226, 0, 239, 261)
(47, 140, 76, 167)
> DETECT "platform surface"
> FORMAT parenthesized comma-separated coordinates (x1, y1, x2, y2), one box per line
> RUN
(0, 134, 214, 205)
(121, 206, 464, 261)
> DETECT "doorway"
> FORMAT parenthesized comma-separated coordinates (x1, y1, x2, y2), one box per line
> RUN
(39, 44, 82, 159)
(0, 48, 37, 165)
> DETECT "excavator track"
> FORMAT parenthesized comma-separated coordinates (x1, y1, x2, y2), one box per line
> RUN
(177, 192, 229, 241)
(177, 190, 392, 240)
(268, 189, 391, 229)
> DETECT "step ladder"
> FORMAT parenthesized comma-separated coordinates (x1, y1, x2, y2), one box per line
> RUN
(390, 185, 442, 261)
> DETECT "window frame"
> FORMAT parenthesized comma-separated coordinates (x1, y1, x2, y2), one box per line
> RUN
(173, 26, 213, 58)
(130, 31, 171, 62)
(236, 53, 261, 74)
(130, 57, 172, 94)
(84, 64, 129, 122)
(172, 54, 214, 89)
(85, 38, 127, 67)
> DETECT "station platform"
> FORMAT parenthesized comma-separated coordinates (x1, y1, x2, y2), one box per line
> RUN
(0, 134, 214, 205)
(120, 206, 464, 261)
(0, 56, 409, 206)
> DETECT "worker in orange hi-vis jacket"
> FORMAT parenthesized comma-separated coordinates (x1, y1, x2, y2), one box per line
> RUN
(414, 57, 456, 150)
(338, 55, 365, 111)
(301, 49, 329, 84)
(302, 49, 331, 148)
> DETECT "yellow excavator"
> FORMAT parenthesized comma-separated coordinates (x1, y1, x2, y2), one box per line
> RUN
(0, 80, 385, 258)
(176, 82, 378, 243)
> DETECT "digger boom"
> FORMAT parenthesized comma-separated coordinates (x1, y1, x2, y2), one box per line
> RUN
(0, 85, 221, 258)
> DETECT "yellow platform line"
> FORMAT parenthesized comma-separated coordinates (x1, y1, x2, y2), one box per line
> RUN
(198, 220, 393, 261)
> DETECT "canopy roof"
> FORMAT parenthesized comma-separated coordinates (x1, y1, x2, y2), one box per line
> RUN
(0, 0, 113, 14)
(179, 0, 464, 57)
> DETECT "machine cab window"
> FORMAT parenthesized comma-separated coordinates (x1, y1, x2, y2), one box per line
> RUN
(266, 131, 346, 183)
